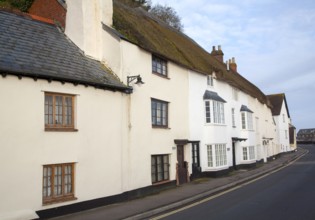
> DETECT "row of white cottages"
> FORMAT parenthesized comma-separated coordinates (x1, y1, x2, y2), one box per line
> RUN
(0, 0, 296, 219)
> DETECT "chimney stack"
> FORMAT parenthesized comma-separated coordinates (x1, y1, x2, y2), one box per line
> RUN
(210, 45, 224, 63)
(229, 57, 237, 72)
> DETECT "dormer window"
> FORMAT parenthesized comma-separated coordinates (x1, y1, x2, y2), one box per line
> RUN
(207, 75, 214, 86)
(152, 55, 167, 77)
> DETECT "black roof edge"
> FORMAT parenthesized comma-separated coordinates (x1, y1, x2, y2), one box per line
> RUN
(0, 70, 131, 94)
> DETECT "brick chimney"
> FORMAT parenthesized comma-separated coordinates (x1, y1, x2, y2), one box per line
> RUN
(210, 45, 224, 63)
(28, 0, 66, 28)
(229, 57, 237, 72)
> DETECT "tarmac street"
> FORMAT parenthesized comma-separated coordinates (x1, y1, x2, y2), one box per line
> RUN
(155, 145, 315, 220)
(52, 146, 308, 220)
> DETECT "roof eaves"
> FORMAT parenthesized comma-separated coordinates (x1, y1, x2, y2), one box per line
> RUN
(0, 70, 130, 93)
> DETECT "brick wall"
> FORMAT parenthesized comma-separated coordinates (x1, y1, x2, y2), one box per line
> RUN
(29, 0, 66, 28)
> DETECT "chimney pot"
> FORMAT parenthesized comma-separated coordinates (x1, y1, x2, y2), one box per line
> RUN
(211, 45, 224, 63)
(229, 57, 237, 72)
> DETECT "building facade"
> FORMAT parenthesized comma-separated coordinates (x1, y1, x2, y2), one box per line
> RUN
(0, 0, 296, 219)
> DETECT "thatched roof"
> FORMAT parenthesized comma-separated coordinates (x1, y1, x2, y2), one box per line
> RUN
(267, 93, 291, 118)
(112, 0, 270, 105)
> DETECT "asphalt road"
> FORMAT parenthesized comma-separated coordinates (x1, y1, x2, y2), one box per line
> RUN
(157, 145, 315, 220)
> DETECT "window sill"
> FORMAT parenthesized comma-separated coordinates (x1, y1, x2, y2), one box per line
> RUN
(152, 72, 170, 79)
(43, 196, 77, 206)
(45, 128, 78, 132)
(205, 123, 227, 127)
(152, 180, 171, 186)
(152, 125, 170, 129)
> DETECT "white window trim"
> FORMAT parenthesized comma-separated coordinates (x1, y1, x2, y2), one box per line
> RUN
(243, 146, 256, 161)
(241, 111, 254, 131)
(207, 144, 227, 169)
(205, 100, 225, 125)
(207, 75, 214, 87)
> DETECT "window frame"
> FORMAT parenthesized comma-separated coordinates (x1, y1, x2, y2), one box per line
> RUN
(151, 98, 169, 128)
(243, 146, 255, 161)
(241, 111, 253, 130)
(43, 163, 76, 205)
(232, 87, 239, 101)
(207, 75, 214, 87)
(207, 144, 227, 168)
(231, 108, 236, 127)
(152, 55, 168, 77)
(45, 92, 76, 131)
(151, 155, 170, 184)
(205, 100, 225, 125)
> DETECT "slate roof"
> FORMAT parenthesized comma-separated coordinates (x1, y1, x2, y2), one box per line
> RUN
(240, 105, 254, 113)
(112, 0, 270, 105)
(0, 10, 128, 92)
(266, 93, 290, 118)
(203, 90, 226, 103)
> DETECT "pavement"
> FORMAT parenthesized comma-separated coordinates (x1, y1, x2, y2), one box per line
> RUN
(53, 147, 307, 220)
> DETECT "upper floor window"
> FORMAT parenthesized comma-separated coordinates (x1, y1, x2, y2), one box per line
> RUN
(207, 75, 214, 86)
(45, 93, 75, 131)
(43, 163, 75, 205)
(205, 100, 225, 124)
(231, 108, 236, 127)
(240, 105, 254, 130)
(151, 98, 168, 127)
(203, 91, 226, 125)
(152, 55, 167, 77)
(283, 114, 285, 123)
(232, 87, 239, 101)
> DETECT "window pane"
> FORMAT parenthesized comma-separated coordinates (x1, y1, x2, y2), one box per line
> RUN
(45, 95, 53, 125)
(54, 165, 62, 196)
(43, 167, 52, 197)
(205, 101, 211, 123)
(151, 100, 168, 126)
(242, 112, 246, 129)
(207, 145, 213, 167)
(64, 165, 72, 194)
(65, 97, 73, 125)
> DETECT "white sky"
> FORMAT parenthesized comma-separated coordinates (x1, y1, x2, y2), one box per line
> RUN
(151, 0, 315, 130)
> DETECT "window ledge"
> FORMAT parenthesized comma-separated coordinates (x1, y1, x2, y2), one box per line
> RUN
(152, 72, 170, 79)
(205, 123, 227, 127)
(152, 126, 171, 129)
(45, 128, 78, 132)
(43, 196, 77, 206)
(152, 180, 171, 186)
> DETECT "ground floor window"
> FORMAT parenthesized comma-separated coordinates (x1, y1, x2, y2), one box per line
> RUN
(43, 163, 75, 204)
(151, 155, 170, 183)
(207, 144, 227, 168)
(243, 146, 255, 161)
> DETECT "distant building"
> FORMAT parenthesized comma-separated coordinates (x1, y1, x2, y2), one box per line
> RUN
(297, 129, 315, 144)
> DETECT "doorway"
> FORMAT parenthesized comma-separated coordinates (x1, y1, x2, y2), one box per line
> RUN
(177, 145, 188, 184)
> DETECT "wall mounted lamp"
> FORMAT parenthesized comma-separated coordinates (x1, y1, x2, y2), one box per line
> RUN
(127, 75, 145, 87)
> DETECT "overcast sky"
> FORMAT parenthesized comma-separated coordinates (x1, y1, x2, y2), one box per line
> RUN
(151, 0, 315, 131)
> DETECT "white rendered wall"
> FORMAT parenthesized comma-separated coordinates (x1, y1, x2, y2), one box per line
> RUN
(274, 100, 290, 153)
(65, 0, 113, 60)
(0, 76, 128, 218)
(117, 40, 190, 190)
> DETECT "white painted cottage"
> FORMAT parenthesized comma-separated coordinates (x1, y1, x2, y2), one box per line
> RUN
(0, 0, 296, 219)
